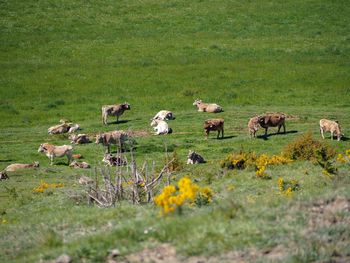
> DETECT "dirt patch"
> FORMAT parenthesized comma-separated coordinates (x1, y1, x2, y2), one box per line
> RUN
(127, 130, 149, 138)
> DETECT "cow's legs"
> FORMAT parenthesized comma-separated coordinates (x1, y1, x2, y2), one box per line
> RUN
(265, 127, 268, 136)
(331, 131, 334, 140)
(320, 127, 325, 139)
(50, 156, 54, 165)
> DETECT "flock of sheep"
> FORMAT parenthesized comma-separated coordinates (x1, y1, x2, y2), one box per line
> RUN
(0, 99, 345, 179)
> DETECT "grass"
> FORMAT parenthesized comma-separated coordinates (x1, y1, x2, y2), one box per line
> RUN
(1, 0, 350, 262)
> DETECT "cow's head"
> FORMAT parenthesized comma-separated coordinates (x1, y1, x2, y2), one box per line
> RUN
(33, 161, 40, 167)
(193, 99, 202, 106)
(166, 112, 174, 120)
(123, 102, 131, 110)
(95, 134, 105, 144)
(38, 144, 46, 153)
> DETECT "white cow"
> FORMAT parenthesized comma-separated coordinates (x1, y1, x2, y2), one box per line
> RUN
(150, 119, 171, 135)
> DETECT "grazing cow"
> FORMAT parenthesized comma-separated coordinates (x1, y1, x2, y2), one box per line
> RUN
(38, 143, 73, 165)
(319, 119, 343, 141)
(0, 171, 9, 180)
(5, 161, 39, 172)
(193, 99, 223, 113)
(102, 102, 131, 125)
(204, 119, 224, 139)
(102, 154, 127, 166)
(152, 110, 175, 121)
(150, 119, 172, 135)
(69, 161, 90, 169)
(69, 134, 90, 144)
(248, 116, 260, 138)
(95, 130, 128, 153)
(187, 150, 205, 164)
(258, 113, 286, 136)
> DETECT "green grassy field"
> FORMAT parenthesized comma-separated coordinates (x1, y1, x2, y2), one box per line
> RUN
(1, 0, 350, 262)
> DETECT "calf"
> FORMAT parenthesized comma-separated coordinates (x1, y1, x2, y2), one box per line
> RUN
(248, 116, 260, 138)
(204, 119, 224, 139)
(319, 119, 343, 141)
(69, 134, 90, 144)
(193, 99, 223, 113)
(258, 113, 286, 136)
(95, 130, 128, 153)
(102, 154, 127, 166)
(150, 119, 172, 135)
(187, 150, 205, 164)
(38, 143, 73, 165)
(152, 110, 175, 121)
(102, 102, 130, 125)
(5, 161, 39, 172)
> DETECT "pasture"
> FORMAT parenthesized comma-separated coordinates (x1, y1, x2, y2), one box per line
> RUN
(1, 0, 349, 262)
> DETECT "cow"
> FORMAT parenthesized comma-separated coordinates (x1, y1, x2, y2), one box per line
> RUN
(68, 124, 80, 133)
(102, 102, 131, 125)
(102, 154, 127, 166)
(204, 119, 224, 139)
(5, 161, 39, 172)
(152, 110, 175, 121)
(48, 123, 71, 134)
(95, 130, 128, 153)
(187, 150, 205, 164)
(69, 161, 90, 169)
(38, 143, 73, 165)
(258, 113, 286, 136)
(248, 116, 260, 138)
(0, 171, 9, 180)
(69, 134, 90, 144)
(193, 99, 223, 113)
(319, 119, 343, 141)
(150, 119, 172, 135)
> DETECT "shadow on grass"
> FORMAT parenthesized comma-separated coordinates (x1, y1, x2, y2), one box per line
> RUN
(211, 135, 236, 140)
(341, 136, 350, 141)
(0, 159, 13, 162)
(108, 120, 130, 125)
(257, 130, 298, 140)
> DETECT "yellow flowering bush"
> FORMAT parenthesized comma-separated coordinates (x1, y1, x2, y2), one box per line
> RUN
(154, 176, 213, 214)
(336, 149, 350, 164)
(278, 177, 299, 196)
(32, 180, 64, 193)
(220, 151, 291, 179)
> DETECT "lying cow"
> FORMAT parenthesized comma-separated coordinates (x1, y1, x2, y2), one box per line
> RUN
(102, 154, 127, 166)
(69, 161, 90, 169)
(68, 124, 80, 133)
(5, 161, 39, 172)
(204, 119, 224, 139)
(48, 122, 71, 134)
(152, 110, 175, 121)
(187, 150, 205, 164)
(258, 113, 286, 136)
(150, 119, 172, 135)
(102, 102, 131, 125)
(319, 119, 343, 141)
(248, 116, 260, 138)
(38, 143, 73, 165)
(95, 130, 128, 153)
(193, 99, 223, 113)
(0, 171, 9, 180)
(69, 134, 90, 144)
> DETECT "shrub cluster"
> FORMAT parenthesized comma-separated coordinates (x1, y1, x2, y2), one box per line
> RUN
(32, 180, 64, 193)
(278, 177, 300, 196)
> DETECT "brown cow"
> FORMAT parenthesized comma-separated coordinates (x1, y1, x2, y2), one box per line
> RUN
(102, 102, 131, 125)
(69, 134, 90, 144)
(258, 113, 286, 136)
(204, 119, 224, 139)
(319, 119, 343, 141)
(95, 130, 128, 153)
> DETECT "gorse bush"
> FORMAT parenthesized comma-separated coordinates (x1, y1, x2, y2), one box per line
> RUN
(278, 178, 300, 196)
(283, 132, 336, 163)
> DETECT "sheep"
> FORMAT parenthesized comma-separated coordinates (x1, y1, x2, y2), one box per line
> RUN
(193, 99, 223, 113)
(102, 102, 131, 125)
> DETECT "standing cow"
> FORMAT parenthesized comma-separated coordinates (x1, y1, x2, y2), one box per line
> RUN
(203, 119, 224, 139)
(102, 102, 131, 125)
(258, 113, 286, 136)
(95, 130, 128, 153)
(38, 143, 73, 165)
(319, 119, 343, 141)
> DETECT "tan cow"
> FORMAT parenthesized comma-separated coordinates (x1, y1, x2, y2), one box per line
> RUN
(69, 134, 90, 144)
(319, 119, 343, 141)
(258, 113, 286, 136)
(193, 99, 223, 113)
(102, 102, 131, 125)
(38, 143, 73, 165)
(204, 119, 224, 139)
(248, 116, 260, 138)
(69, 161, 90, 169)
(5, 161, 39, 172)
(95, 130, 128, 153)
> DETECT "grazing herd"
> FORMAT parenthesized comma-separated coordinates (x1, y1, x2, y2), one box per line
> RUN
(0, 99, 346, 177)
